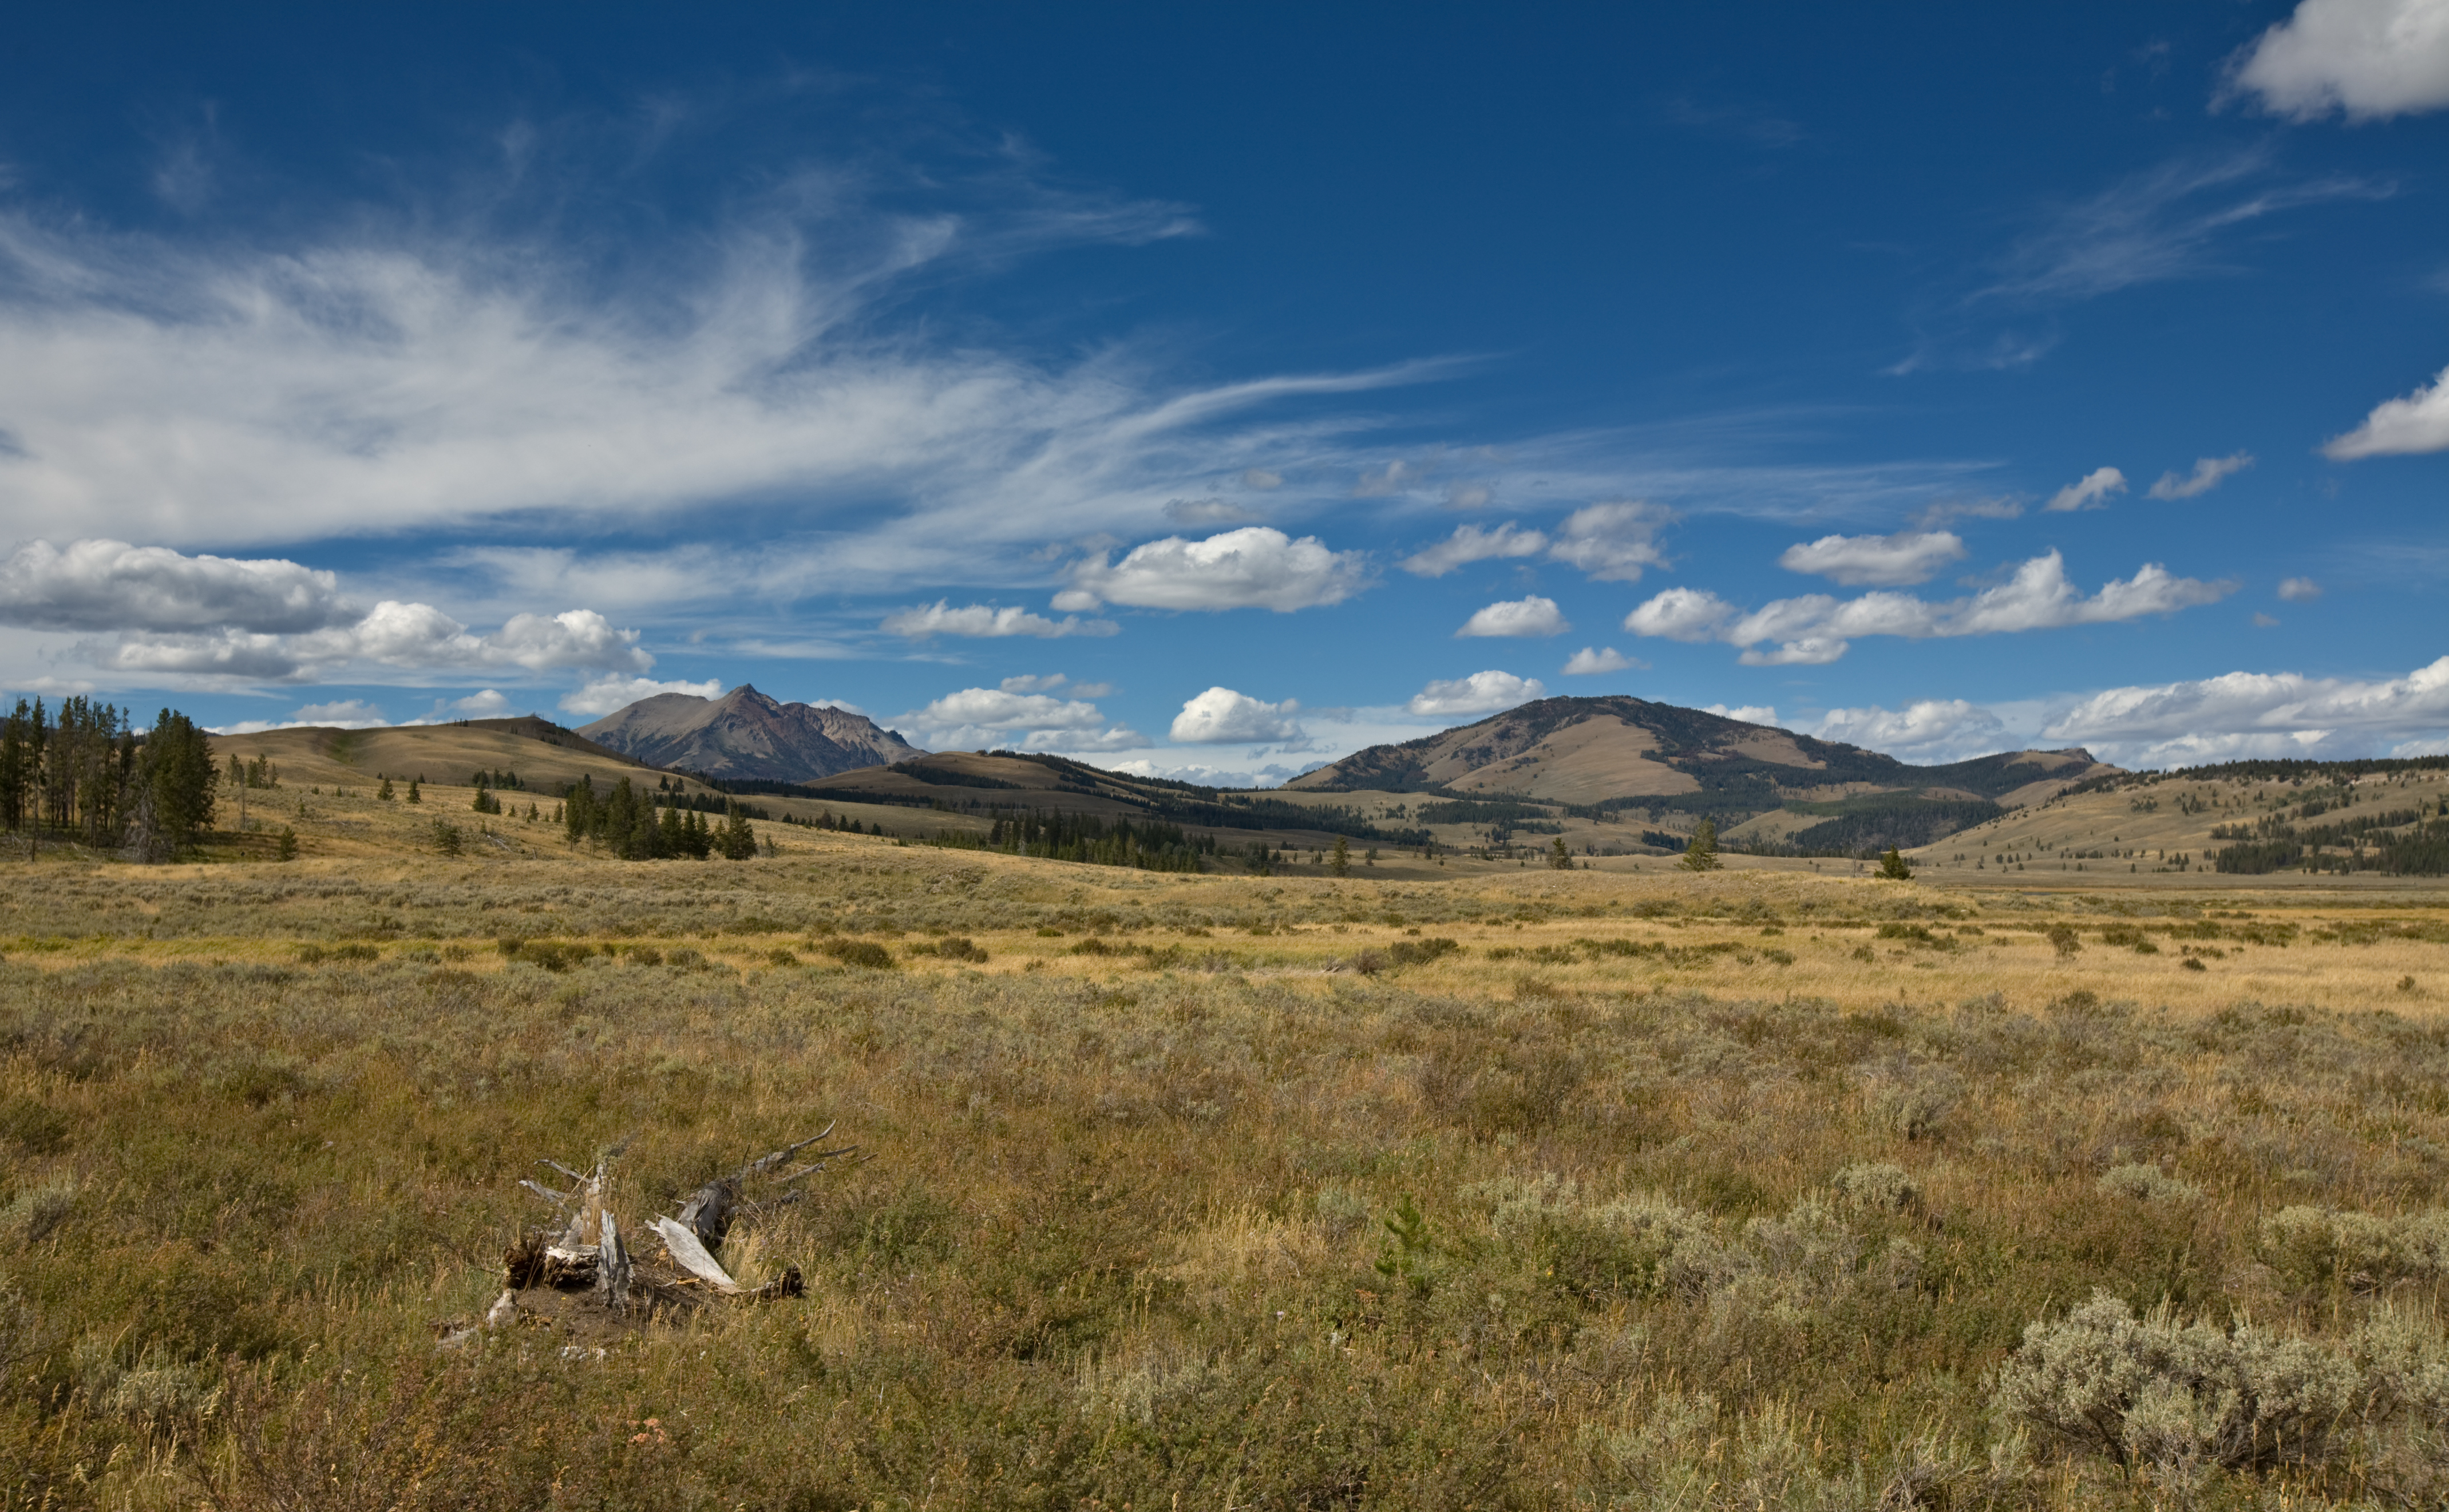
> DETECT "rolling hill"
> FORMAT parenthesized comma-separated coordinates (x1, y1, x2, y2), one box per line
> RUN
(1288, 694, 2114, 853)
(578, 684, 921, 782)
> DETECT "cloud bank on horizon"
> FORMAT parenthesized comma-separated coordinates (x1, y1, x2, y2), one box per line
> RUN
(0, 0, 2443, 783)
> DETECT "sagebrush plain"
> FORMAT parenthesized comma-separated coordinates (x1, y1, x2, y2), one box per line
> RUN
(5, 795, 2449, 1510)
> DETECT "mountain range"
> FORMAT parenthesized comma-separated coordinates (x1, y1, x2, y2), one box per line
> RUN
(577, 684, 922, 782)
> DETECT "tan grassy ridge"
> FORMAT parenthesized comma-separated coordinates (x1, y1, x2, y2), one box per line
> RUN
(3, 815, 2449, 1509)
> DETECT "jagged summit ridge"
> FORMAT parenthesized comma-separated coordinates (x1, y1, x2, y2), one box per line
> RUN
(576, 684, 923, 783)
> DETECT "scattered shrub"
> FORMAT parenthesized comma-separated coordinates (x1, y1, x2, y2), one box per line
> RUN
(821, 938, 896, 969)
(1830, 1162, 1919, 1213)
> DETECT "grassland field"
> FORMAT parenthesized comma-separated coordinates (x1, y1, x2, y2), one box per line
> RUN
(5, 777, 2449, 1509)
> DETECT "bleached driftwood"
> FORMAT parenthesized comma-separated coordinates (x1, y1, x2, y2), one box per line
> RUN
(501, 1130, 849, 1319)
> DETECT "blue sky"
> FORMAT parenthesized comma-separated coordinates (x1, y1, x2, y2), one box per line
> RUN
(1, 3, 2444, 778)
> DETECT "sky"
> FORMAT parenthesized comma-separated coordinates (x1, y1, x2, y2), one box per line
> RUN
(1, 2, 2446, 781)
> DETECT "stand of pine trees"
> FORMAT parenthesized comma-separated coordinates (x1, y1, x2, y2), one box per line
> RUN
(928, 810, 1213, 873)
(0, 699, 219, 860)
(560, 775, 757, 860)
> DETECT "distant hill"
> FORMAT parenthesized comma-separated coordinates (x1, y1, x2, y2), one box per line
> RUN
(1288, 695, 2119, 856)
(577, 684, 923, 783)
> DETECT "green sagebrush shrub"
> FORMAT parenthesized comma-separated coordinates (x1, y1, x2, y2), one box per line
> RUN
(2258, 1204, 2449, 1291)
(1990, 1289, 2449, 1493)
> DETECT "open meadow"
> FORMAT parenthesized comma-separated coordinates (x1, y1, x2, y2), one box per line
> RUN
(5, 804, 2449, 1510)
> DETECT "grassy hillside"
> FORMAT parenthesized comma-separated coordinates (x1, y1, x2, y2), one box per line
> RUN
(4, 818, 2449, 1509)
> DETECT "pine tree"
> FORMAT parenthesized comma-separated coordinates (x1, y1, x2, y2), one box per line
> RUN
(1549, 836, 1573, 870)
(406, 779, 421, 804)
(721, 801, 758, 860)
(276, 826, 298, 861)
(1680, 819, 1720, 872)
(1330, 834, 1350, 876)
(1876, 846, 1914, 880)
(378, 777, 395, 802)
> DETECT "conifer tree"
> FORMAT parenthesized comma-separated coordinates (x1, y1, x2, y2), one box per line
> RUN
(406, 779, 421, 804)
(378, 777, 395, 801)
(1330, 834, 1350, 876)
(1876, 846, 1914, 880)
(1680, 818, 1720, 872)
(1549, 836, 1573, 870)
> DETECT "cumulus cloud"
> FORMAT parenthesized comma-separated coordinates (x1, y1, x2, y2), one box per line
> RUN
(1458, 596, 1569, 638)
(1624, 551, 2232, 664)
(2324, 364, 2449, 458)
(1399, 522, 1546, 578)
(1561, 646, 1638, 675)
(453, 690, 512, 717)
(2226, 0, 2449, 121)
(1777, 530, 1966, 587)
(2149, 452, 2254, 499)
(1809, 699, 2008, 761)
(900, 684, 1142, 753)
(215, 698, 391, 735)
(1170, 686, 1306, 744)
(2044, 466, 2128, 512)
(0, 539, 350, 633)
(98, 601, 658, 684)
(880, 601, 1118, 639)
(1623, 587, 1738, 642)
(558, 675, 725, 717)
(2279, 576, 2324, 601)
(1057, 527, 1366, 613)
(1546, 501, 1671, 582)
(910, 687, 1111, 731)
(1703, 703, 1782, 727)
(2044, 654, 2449, 765)
(1407, 670, 1546, 718)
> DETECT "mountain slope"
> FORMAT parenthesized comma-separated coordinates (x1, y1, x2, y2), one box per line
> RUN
(1288, 695, 2118, 854)
(578, 684, 923, 782)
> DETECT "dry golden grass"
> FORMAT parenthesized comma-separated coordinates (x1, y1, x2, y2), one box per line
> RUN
(2, 818, 2447, 1509)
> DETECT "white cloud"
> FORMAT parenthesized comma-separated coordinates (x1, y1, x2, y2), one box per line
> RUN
(0, 539, 350, 633)
(1458, 596, 1569, 638)
(1561, 646, 1638, 675)
(1546, 501, 1670, 582)
(2149, 452, 2254, 499)
(2044, 466, 2128, 512)
(454, 689, 512, 717)
(880, 601, 1119, 639)
(1623, 587, 1738, 642)
(558, 675, 725, 717)
(214, 698, 391, 735)
(2278, 577, 2323, 601)
(1446, 482, 1492, 509)
(1777, 529, 1965, 587)
(1058, 527, 1366, 612)
(1808, 699, 2007, 761)
(1626, 551, 2232, 664)
(2324, 363, 2449, 458)
(1169, 686, 1305, 743)
(96, 600, 658, 684)
(899, 683, 1140, 753)
(1407, 670, 1546, 718)
(1241, 469, 1284, 490)
(910, 687, 1110, 731)
(1399, 522, 1547, 578)
(2227, 0, 2449, 121)
(2044, 654, 2449, 766)
(1703, 703, 1782, 727)
(0, 182, 1455, 585)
